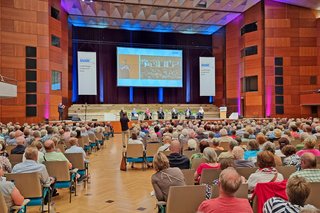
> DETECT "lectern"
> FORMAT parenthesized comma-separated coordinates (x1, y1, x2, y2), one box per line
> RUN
(219, 107, 227, 119)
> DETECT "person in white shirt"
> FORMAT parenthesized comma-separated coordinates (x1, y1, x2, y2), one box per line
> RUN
(65, 137, 87, 162)
(128, 132, 144, 149)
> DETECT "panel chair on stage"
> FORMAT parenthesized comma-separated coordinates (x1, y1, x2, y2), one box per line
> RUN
(5, 172, 49, 213)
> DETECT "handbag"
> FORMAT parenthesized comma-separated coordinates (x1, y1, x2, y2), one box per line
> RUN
(120, 153, 127, 171)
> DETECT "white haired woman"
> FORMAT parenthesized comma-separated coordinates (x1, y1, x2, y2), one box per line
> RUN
(194, 147, 220, 183)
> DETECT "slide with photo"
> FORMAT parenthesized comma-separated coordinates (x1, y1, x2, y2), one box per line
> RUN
(117, 47, 183, 87)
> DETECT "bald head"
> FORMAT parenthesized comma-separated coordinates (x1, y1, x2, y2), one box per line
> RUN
(219, 167, 242, 196)
(301, 153, 317, 169)
(16, 136, 25, 145)
(170, 140, 181, 153)
(44, 140, 55, 152)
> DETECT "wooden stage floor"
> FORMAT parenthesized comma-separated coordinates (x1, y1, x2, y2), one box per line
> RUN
(28, 134, 157, 213)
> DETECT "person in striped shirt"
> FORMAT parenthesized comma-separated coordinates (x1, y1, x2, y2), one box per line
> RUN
(263, 176, 313, 213)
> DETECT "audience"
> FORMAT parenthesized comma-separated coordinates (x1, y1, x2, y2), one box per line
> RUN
(282, 145, 301, 167)
(232, 146, 255, 168)
(244, 140, 260, 163)
(290, 153, 320, 182)
(167, 140, 190, 169)
(157, 135, 171, 152)
(194, 147, 220, 183)
(261, 142, 283, 166)
(218, 140, 238, 161)
(65, 137, 87, 161)
(297, 135, 320, 157)
(263, 176, 313, 212)
(22, 140, 44, 163)
(11, 136, 26, 154)
(0, 164, 24, 211)
(43, 140, 72, 169)
(247, 151, 284, 192)
(197, 167, 253, 213)
(151, 152, 185, 202)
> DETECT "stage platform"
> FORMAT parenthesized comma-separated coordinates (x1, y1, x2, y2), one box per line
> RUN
(68, 104, 220, 122)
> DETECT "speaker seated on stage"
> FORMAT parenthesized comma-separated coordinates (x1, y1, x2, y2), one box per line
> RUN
(171, 108, 178, 119)
(157, 107, 165, 120)
(196, 107, 204, 119)
(131, 108, 138, 120)
(144, 108, 152, 120)
(185, 107, 192, 119)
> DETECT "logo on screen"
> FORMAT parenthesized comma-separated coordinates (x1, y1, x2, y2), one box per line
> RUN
(80, 59, 90, 63)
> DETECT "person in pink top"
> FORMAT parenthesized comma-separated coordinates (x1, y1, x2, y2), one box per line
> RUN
(197, 167, 253, 213)
(194, 147, 220, 183)
(297, 135, 320, 157)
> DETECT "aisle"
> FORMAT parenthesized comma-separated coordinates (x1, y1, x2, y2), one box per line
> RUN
(29, 135, 156, 213)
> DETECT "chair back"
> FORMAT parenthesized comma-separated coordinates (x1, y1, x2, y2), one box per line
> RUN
(181, 169, 195, 185)
(64, 153, 85, 170)
(56, 143, 66, 153)
(236, 167, 258, 179)
(145, 143, 160, 157)
(82, 135, 90, 146)
(211, 183, 248, 199)
(5, 145, 16, 155)
(166, 185, 206, 213)
(8, 154, 23, 167)
(306, 182, 320, 209)
(199, 169, 221, 185)
(191, 158, 206, 170)
(183, 150, 198, 159)
(43, 161, 70, 182)
(219, 142, 230, 150)
(276, 166, 296, 179)
(88, 133, 96, 142)
(77, 137, 84, 148)
(126, 144, 144, 158)
(95, 132, 103, 140)
(0, 190, 8, 213)
(5, 173, 42, 198)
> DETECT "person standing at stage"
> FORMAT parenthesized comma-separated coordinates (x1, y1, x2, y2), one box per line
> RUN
(120, 112, 130, 148)
(58, 103, 65, 121)
(119, 108, 125, 119)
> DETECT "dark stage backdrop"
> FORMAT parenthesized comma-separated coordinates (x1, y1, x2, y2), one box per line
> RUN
(72, 27, 213, 104)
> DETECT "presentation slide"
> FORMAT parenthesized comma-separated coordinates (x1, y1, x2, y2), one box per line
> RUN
(117, 47, 183, 87)
(78, 51, 97, 95)
(199, 57, 215, 96)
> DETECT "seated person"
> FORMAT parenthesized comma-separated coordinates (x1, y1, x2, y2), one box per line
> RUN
(157, 107, 165, 120)
(198, 167, 253, 213)
(12, 147, 55, 208)
(197, 107, 204, 119)
(171, 108, 178, 119)
(145, 108, 152, 120)
(128, 132, 144, 149)
(194, 147, 220, 183)
(157, 136, 171, 152)
(232, 146, 255, 168)
(247, 151, 284, 192)
(263, 176, 315, 212)
(167, 140, 190, 169)
(131, 108, 138, 120)
(185, 107, 192, 119)
(0, 164, 24, 212)
(151, 152, 185, 202)
(297, 135, 320, 157)
(43, 140, 72, 169)
(11, 136, 26, 154)
(290, 152, 320, 182)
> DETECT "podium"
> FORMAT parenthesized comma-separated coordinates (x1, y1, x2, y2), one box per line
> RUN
(219, 107, 227, 119)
